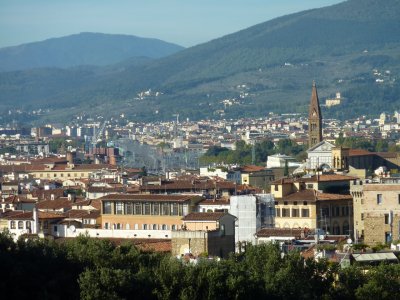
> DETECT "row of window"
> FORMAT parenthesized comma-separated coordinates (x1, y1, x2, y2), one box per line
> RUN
(276, 208, 309, 218)
(103, 223, 180, 230)
(10, 220, 31, 230)
(103, 201, 188, 216)
(275, 201, 308, 206)
(38, 173, 86, 178)
(374, 194, 400, 205)
(320, 206, 351, 217)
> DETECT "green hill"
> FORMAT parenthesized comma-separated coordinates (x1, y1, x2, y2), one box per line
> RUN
(0, 32, 184, 71)
(0, 0, 399, 123)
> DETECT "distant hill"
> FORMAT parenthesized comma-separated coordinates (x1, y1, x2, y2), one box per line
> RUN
(0, 32, 184, 71)
(0, 0, 399, 123)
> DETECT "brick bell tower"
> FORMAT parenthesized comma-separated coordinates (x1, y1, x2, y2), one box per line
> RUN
(308, 81, 322, 148)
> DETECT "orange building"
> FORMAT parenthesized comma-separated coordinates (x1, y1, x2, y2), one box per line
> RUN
(99, 194, 203, 231)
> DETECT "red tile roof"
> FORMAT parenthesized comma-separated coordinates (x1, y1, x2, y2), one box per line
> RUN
(63, 209, 100, 219)
(182, 212, 227, 221)
(99, 194, 203, 203)
(276, 189, 352, 202)
(3, 211, 33, 220)
(256, 228, 306, 238)
(36, 197, 73, 210)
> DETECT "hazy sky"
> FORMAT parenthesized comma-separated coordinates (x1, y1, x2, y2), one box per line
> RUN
(0, 0, 343, 48)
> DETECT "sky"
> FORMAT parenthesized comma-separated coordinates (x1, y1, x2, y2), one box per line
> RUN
(0, 0, 343, 48)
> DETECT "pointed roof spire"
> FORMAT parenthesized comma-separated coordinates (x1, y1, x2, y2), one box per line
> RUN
(309, 81, 321, 117)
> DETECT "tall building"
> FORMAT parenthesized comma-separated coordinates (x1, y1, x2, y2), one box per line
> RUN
(308, 81, 323, 148)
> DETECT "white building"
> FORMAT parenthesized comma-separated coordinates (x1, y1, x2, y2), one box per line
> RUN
(267, 153, 302, 168)
(229, 194, 274, 248)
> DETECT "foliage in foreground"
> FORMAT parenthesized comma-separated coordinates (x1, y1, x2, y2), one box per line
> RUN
(0, 231, 399, 300)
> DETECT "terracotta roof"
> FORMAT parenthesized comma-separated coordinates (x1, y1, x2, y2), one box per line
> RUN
(199, 198, 230, 205)
(3, 211, 33, 220)
(64, 209, 100, 219)
(38, 211, 65, 219)
(303, 174, 358, 182)
(348, 149, 374, 156)
(140, 179, 236, 191)
(256, 228, 306, 238)
(240, 165, 266, 173)
(272, 174, 357, 185)
(36, 197, 73, 210)
(87, 186, 125, 193)
(182, 212, 227, 221)
(276, 190, 352, 202)
(99, 194, 203, 203)
(2, 195, 36, 204)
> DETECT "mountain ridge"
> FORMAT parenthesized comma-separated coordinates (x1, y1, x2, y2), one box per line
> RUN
(0, 0, 399, 123)
(0, 32, 184, 71)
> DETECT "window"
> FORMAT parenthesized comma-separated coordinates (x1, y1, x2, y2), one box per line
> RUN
(282, 208, 290, 217)
(398, 194, 400, 205)
(274, 185, 278, 191)
(361, 213, 364, 221)
(144, 203, 151, 215)
(276, 208, 281, 217)
(162, 203, 170, 215)
(143, 224, 148, 230)
(10, 221, 16, 229)
(152, 224, 157, 230)
(152, 203, 160, 215)
(104, 222, 109, 229)
(162, 224, 167, 230)
(274, 201, 278, 206)
(135, 203, 142, 215)
(103, 201, 112, 214)
(44, 221, 48, 229)
(18, 221, 23, 229)
(171, 203, 179, 216)
(54, 225, 58, 232)
(125, 202, 133, 215)
(377, 194, 383, 205)
(293, 201, 298, 206)
(172, 225, 176, 230)
(321, 207, 329, 217)
(307, 184, 313, 189)
(26, 221, 31, 229)
(292, 209, 299, 217)
(115, 202, 124, 215)
(284, 201, 288, 205)
(385, 214, 389, 225)
(302, 209, 310, 218)
(303, 201, 308, 206)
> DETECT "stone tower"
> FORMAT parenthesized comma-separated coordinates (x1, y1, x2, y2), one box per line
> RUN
(308, 81, 322, 148)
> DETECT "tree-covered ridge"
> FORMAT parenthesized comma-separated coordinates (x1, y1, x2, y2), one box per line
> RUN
(1, 231, 399, 299)
(0, 32, 184, 72)
(0, 0, 399, 122)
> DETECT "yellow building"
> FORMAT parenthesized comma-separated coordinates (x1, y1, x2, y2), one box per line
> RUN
(351, 179, 400, 245)
(272, 176, 354, 235)
(99, 194, 203, 231)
